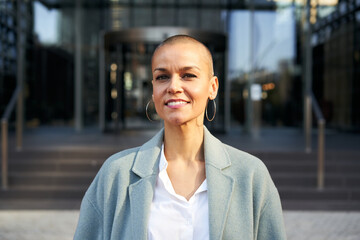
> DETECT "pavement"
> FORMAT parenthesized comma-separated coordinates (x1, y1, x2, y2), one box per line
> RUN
(0, 210, 359, 240)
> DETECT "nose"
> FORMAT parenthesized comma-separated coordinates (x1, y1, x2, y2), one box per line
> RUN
(167, 75, 183, 94)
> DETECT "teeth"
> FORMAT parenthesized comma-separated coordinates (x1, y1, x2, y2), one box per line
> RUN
(167, 101, 187, 106)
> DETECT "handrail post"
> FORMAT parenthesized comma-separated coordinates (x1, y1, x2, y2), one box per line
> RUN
(16, 88, 23, 151)
(1, 87, 23, 190)
(305, 95, 312, 153)
(317, 119, 325, 189)
(1, 120, 8, 190)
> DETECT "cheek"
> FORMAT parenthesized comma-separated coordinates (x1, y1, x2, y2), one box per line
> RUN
(189, 85, 210, 102)
(152, 92, 161, 106)
(152, 87, 164, 111)
(152, 84, 161, 98)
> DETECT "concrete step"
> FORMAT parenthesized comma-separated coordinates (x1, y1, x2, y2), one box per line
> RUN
(8, 149, 114, 160)
(254, 151, 360, 162)
(9, 159, 104, 172)
(0, 186, 86, 199)
(272, 173, 360, 187)
(281, 200, 360, 210)
(7, 171, 96, 187)
(0, 199, 82, 210)
(265, 161, 360, 174)
(278, 187, 360, 201)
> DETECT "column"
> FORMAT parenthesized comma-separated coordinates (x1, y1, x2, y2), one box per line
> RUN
(16, 0, 24, 150)
(74, 0, 83, 131)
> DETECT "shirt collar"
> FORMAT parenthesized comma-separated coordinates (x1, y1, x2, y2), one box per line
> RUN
(159, 143, 168, 172)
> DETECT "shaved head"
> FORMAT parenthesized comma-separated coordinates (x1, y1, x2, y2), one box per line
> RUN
(152, 35, 214, 77)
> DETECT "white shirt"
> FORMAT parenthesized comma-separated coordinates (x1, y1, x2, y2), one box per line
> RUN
(148, 144, 209, 240)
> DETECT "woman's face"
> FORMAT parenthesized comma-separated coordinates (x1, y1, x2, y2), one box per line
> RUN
(151, 41, 218, 126)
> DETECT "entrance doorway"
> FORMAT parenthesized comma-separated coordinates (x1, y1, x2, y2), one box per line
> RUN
(99, 27, 227, 132)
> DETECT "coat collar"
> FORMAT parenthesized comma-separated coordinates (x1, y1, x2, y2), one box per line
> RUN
(129, 126, 235, 240)
(203, 126, 232, 170)
(131, 128, 164, 178)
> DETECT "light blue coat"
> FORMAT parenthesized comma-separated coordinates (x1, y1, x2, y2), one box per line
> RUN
(74, 127, 286, 240)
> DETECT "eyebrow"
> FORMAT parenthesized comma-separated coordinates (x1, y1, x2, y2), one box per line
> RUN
(181, 66, 201, 72)
(153, 68, 167, 73)
(153, 66, 201, 73)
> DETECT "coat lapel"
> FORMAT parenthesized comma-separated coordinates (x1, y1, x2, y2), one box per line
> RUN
(204, 127, 235, 240)
(129, 175, 157, 240)
(129, 129, 164, 240)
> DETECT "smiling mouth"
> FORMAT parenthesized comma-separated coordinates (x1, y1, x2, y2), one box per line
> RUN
(165, 100, 189, 107)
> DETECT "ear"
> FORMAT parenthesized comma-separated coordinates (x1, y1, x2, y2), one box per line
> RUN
(151, 79, 154, 96)
(209, 76, 219, 100)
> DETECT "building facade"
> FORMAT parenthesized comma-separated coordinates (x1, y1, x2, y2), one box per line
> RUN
(1, 0, 359, 132)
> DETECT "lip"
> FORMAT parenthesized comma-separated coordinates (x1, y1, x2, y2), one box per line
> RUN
(165, 99, 190, 109)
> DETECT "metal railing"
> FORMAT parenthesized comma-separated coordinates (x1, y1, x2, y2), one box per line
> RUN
(305, 93, 326, 190)
(1, 86, 22, 190)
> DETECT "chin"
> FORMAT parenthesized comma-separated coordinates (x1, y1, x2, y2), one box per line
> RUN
(166, 118, 186, 126)
(165, 116, 203, 127)
(161, 115, 184, 125)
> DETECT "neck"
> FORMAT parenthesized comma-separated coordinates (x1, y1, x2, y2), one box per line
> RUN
(163, 123, 205, 163)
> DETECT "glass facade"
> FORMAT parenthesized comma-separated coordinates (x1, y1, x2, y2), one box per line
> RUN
(312, 0, 360, 130)
(0, 0, 33, 122)
(0, 1, 17, 114)
(1, 0, 359, 132)
(228, 7, 300, 127)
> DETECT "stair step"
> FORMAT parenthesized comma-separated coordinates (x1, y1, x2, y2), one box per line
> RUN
(9, 171, 97, 177)
(272, 173, 360, 187)
(0, 199, 82, 210)
(266, 162, 360, 173)
(9, 149, 114, 160)
(281, 200, 360, 210)
(278, 187, 360, 201)
(0, 186, 87, 199)
(9, 159, 104, 172)
(6, 172, 96, 186)
(254, 151, 360, 162)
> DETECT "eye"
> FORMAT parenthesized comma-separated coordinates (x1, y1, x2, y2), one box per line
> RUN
(183, 73, 197, 79)
(155, 75, 169, 81)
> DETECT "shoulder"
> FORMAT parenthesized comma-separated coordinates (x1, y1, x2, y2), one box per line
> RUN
(204, 126, 270, 178)
(221, 142, 277, 196)
(221, 142, 280, 210)
(100, 146, 140, 175)
(85, 147, 140, 194)
(85, 147, 141, 195)
(222, 143, 268, 174)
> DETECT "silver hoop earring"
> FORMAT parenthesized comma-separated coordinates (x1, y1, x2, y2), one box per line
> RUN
(146, 100, 155, 122)
(206, 99, 216, 122)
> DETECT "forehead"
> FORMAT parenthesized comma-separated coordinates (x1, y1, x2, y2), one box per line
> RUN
(152, 41, 210, 68)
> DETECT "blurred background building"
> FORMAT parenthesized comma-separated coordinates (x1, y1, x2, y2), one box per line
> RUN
(1, 0, 359, 134)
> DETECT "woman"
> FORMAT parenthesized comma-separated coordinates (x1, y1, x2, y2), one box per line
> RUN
(74, 35, 286, 240)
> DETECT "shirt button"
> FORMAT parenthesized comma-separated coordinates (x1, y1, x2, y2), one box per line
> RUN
(186, 218, 192, 225)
